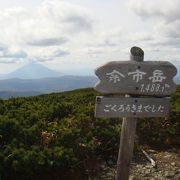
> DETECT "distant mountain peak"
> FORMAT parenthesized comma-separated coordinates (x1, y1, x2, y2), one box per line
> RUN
(0, 62, 62, 79)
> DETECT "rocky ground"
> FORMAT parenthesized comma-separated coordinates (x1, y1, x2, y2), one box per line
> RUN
(96, 148, 180, 180)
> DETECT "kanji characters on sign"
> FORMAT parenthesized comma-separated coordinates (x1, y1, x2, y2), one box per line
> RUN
(106, 69, 167, 84)
(149, 70, 166, 83)
(106, 70, 125, 83)
(127, 69, 146, 82)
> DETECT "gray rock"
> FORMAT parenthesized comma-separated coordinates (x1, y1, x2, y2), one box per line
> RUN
(129, 175, 143, 180)
(145, 169, 151, 174)
(145, 165, 152, 169)
(165, 171, 175, 178)
(136, 165, 141, 168)
(171, 162, 176, 166)
(164, 154, 172, 158)
(148, 149, 156, 153)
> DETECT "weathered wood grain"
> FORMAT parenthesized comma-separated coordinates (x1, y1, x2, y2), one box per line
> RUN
(117, 47, 142, 180)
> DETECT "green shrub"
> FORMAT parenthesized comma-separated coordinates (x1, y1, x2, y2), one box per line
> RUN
(0, 86, 179, 179)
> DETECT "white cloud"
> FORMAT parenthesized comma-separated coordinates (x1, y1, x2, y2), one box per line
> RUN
(128, 0, 180, 23)
(52, 49, 70, 57)
(0, 0, 94, 64)
(73, 27, 123, 58)
(0, 47, 27, 59)
(129, 32, 154, 42)
(0, 0, 179, 70)
(27, 37, 68, 47)
(28, 46, 70, 63)
(0, 58, 23, 64)
(92, 28, 122, 47)
(38, 0, 93, 34)
(128, 0, 180, 50)
(0, 44, 7, 51)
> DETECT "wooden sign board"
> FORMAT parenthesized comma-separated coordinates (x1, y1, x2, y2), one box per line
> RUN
(95, 96, 170, 118)
(95, 61, 177, 96)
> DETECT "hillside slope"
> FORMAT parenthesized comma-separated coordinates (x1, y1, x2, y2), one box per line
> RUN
(0, 76, 98, 99)
(0, 87, 179, 179)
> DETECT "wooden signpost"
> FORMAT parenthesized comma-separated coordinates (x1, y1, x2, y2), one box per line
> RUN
(94, 47, 177, 180)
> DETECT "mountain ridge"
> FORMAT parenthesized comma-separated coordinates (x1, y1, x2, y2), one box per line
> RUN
(0, 75, 98, 99)
(0, 62, 62, 79)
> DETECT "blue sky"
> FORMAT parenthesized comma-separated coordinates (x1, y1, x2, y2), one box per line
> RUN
(0, 0, 180, 75)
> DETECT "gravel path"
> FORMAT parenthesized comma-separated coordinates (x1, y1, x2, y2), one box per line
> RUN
(96, 148, 180, 180)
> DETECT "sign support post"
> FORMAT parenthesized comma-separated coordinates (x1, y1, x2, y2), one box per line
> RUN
(116, 47, 144, 180)
(94, 46, 177, 180)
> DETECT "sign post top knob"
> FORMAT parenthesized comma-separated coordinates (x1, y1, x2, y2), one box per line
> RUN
(130, 46, 144, 62)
